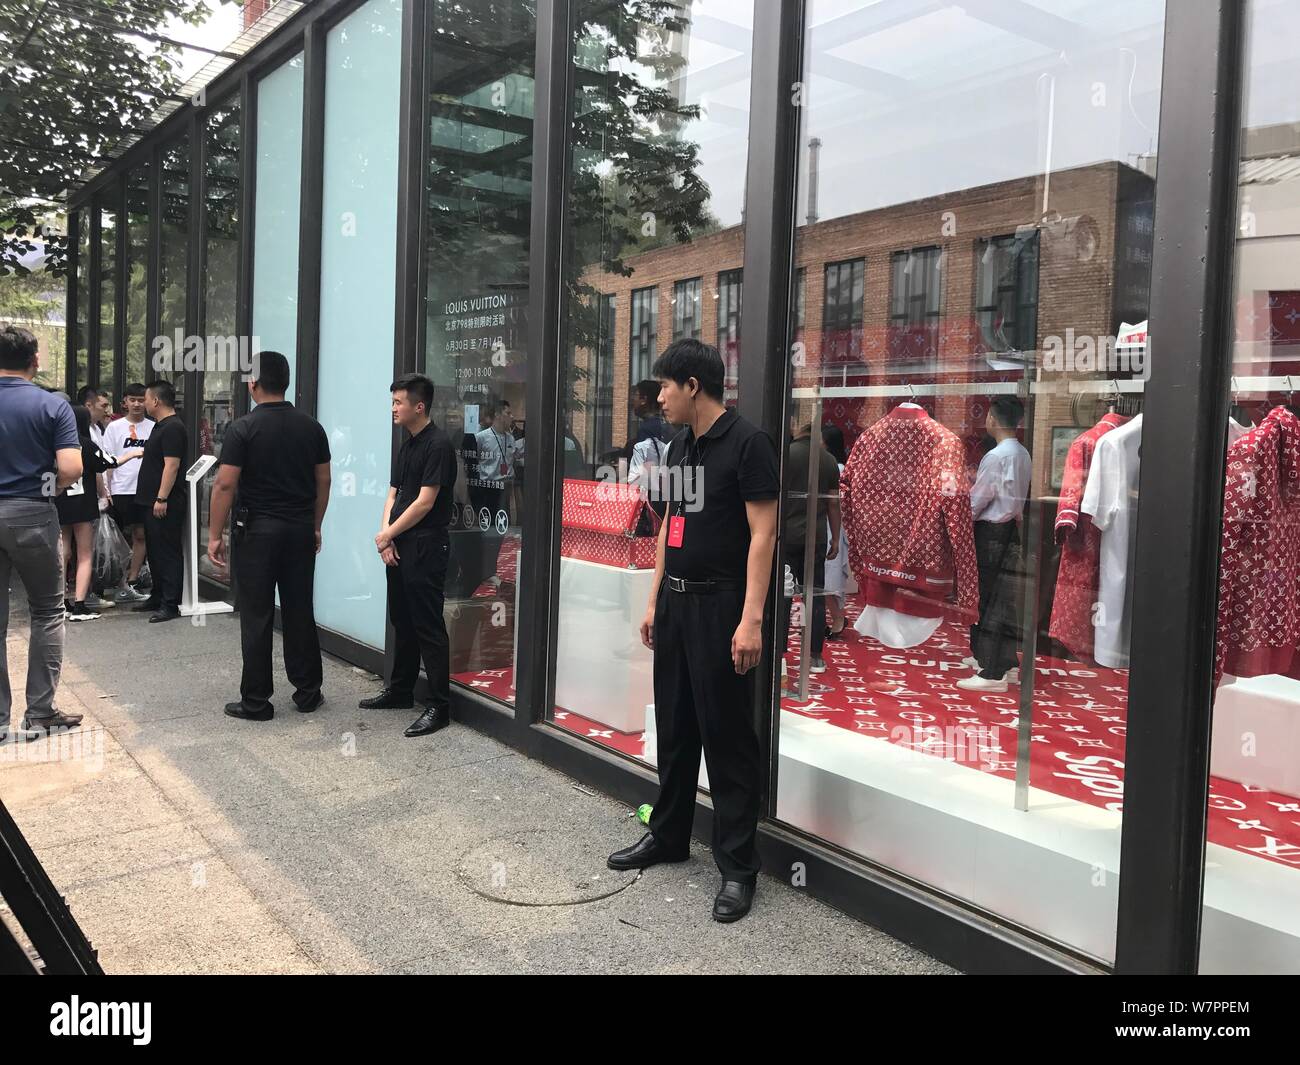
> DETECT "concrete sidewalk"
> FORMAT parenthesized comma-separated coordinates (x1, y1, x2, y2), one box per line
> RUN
(0, 593, 952, 974)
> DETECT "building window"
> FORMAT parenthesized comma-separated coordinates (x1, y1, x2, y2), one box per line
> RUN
(822, 258, 864, 365)
(629, 285, 658, 383)
(672, 276, 702, 340)
(593, 294, 616, 460)
(888, 245, 942, 363)
(975, 231, 1039, 355)
(717, 269, 742, 392)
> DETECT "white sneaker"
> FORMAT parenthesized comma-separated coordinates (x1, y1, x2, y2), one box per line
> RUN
(961, 656, 979, 670)
(956, 674, 1008, 693)
(67, 604, 101, 622)
(810, 657, 826, 673)
(1006, 668, 1020, 685)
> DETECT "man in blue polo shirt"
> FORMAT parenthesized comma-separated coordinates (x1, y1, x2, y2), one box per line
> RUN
(0, 326, 85, 741)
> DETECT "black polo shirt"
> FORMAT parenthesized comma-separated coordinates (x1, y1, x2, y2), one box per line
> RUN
(657, 408, 780, 582)
(391, 421, 458, 535)
(135, 413, 187, 504)
(219, 402, 331, 525)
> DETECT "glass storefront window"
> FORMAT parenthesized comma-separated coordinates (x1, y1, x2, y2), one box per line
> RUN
(124, 164, 150, 388)
(157, 134, 190, 396)
(550, 0, 756, 763)
(198, 99, 242, 586)
(774, 0, 1165, 964)
(74, 210, 89, 394)
(313, 0, 404, 649)
(98, 200, 117, 394)
(252, 53, 304, 388)
(1201, 0, 1300, 973)
(422, 0, 536, 708)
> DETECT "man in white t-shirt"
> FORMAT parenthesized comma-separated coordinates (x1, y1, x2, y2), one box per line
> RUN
(1081, 413, 1142, 668)
(959, 396, 1032, 693)
(102, 383, 155, 602)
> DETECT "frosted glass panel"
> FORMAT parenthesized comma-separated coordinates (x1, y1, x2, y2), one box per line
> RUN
(252, 53, 304, 392)
(314, 0, 403, 648)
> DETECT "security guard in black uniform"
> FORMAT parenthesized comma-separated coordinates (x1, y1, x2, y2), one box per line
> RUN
(358, 373, 459, 738)
(607, 339, 780, 922)
(208, 350, 332, 720)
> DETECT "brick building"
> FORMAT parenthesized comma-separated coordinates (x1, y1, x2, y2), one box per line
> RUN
(573, 159, 1154, 497)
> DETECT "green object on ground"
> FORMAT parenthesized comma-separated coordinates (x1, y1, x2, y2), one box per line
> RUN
(636, 803, 653, 825)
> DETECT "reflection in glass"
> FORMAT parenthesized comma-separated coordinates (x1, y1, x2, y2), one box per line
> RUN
(74, 211, 89, 394)
(124, 165, 150, 388)
(422, 0, 537, 708)
(98, 201, 117, 393)
(775, 0, 1165, 964)
(198, 100, 242, 586)
(1202, 0, 1300, 974)
(157, 134, 190, 397)
(551, 0, 755, 762)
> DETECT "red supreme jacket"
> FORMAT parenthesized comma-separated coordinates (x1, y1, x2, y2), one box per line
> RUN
(1215, 405, 1300, 686)
(840, 405, 979, 620)
(1048, 412, 1130, 660)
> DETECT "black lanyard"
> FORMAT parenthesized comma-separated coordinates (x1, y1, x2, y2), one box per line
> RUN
(674, 435, 707, 517)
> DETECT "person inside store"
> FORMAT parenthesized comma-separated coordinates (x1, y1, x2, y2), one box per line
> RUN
(607, 338, 780, 923)
(630, 378, 674, 450)
(133, 380, 188, 623)
(0, 326, 84, 742)
(56, 404, 140, 622)
(958, 395, 1032, 693)
(359, 373, 459, 738)
(473, 397, 518, 526)
(778, 414, 841, 676)
(103, 383, 154, 603)
(207, 351, 332, 722)
(820, 423, 851, 639)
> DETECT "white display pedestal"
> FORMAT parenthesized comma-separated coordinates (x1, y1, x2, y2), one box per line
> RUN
(181, 454, 234, 619)
(1211, 674, 1300, 795)
(553, 556, 653, 732)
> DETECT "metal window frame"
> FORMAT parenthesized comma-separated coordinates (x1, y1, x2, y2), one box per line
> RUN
(671, 276, 703, 341)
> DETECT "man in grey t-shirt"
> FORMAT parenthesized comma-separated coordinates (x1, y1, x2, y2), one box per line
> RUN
(0, 326, 85, 741)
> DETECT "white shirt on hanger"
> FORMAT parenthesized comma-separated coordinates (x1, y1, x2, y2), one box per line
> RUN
(1081, 414, 1142, 668)
(970, 436, 1031, 523)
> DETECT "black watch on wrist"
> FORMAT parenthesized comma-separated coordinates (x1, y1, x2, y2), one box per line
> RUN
(156, 497, 167, 504)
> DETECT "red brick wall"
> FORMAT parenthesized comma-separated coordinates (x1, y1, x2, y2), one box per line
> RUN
(572, 160, 1150, 497)
(243, 0, 272, 30)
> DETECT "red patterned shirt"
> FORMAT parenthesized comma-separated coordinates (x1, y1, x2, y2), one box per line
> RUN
(1048, 413, 1130, 660)
(840, 405, 979, 620)
(1215, 405, 1300, 686)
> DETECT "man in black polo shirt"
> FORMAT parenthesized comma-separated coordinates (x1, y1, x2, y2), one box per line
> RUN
(133, 380, 188, 623)
(208, 351, 331, 721)
(358, 373, 458, 738)
(607, 339, 780, 923)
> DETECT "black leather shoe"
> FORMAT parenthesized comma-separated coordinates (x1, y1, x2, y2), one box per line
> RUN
(149, 606, 181, 623)
(295, 691, 325, 713)
(224, 701, 273, 722)
(359, 687, 414, 710)
(606, 832, 690, 871)
(132, 599, 161, 613)
(404, 707, 449, 737)
(22, 710, 84, 735)
(712, 880, 755, 923)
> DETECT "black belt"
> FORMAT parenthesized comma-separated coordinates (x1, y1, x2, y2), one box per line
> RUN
(664, 575, 737, 594)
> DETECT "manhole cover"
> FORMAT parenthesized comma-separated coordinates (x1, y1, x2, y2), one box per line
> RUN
(458, 830, 638, 906)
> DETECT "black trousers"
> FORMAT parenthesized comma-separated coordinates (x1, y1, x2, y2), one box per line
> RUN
(779, 539, 827, 659)
(468, 482, 508, 579)
(386, 528, 451, 712)
(234, 517, 322, 712)
(649, 581, 762, 883)
(142, 495, 185, 610)
(969, 520, 1022, 679)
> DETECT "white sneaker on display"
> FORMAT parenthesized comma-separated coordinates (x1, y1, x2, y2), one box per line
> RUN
(956, 674, 1008, 693)
(1006, 668, 1020, 685)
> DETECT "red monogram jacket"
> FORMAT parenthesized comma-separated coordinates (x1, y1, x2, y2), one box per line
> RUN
(1049, 412, 1130, 660)
(840, 405, 979, 621)
(1215, 405, 1300, 686)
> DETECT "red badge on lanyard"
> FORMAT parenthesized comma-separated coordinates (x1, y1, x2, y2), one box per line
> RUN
(667, 514, 685, 548)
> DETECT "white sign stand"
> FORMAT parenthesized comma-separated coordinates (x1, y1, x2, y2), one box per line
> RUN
(181, 454, 234, 618)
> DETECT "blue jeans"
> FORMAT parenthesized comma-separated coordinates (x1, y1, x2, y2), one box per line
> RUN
(0, 498, 64, 727)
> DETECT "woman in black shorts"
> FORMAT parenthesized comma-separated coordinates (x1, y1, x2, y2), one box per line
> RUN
(56, 405, 140, 621)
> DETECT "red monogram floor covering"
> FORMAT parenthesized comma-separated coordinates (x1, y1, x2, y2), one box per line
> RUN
(453, 593, 1300, 872)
